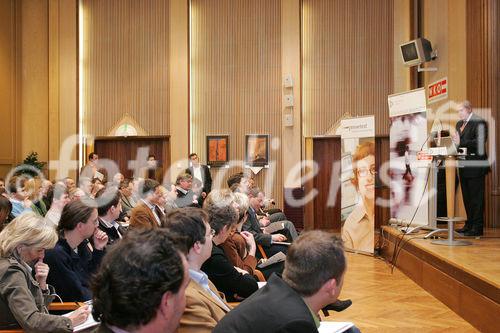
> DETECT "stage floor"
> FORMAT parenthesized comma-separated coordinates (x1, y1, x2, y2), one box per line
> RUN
(381, 226, 500, 332)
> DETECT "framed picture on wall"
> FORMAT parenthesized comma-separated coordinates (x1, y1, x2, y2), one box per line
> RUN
(245, 134, 269, 166)
(206, 135, 229, 167)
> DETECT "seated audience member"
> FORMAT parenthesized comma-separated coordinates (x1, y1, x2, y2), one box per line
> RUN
(175, 172, 199, 208)
(68, 186, 86, 201)
(0, 213, 90, 331)
(164, 184, 179, 213)
(118, 179, 136, 216)
(95, 188, 125, 245)
(8, 176, 33, 217)
(139, 154, 164, 183)
(91, 229, 188, 333)
(202, 199, 258, 301)
(191, 178, 205, 206)
(62, 177, 76, 191)
(0, 178, 5, 193)
(129, 178, 163, 229)
(0, 196, 12, 231)
(227, 172, 250, 194)
(25, 178, 48, 217)
(44, 198, 108, 301)
(45, 183, 70, 228)
(163, 207, 231, 332)
(155, 185, 170, 219)
(248, 187, 298, 242)
(220, 192, 279, 280)
(242, 201, 289, 258)
(214, 231, 360, 333)
(111, 172, 124, 186)
(41, 179, 54, 210)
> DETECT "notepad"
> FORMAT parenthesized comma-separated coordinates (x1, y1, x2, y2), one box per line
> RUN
(257, 251, 286, 268)
(262, 222, 285, 234)
(63, 305, 100, 332)
(318, 321, 354, 333)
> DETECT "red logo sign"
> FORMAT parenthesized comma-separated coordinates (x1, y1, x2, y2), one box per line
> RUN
(428, 78, 448, 103)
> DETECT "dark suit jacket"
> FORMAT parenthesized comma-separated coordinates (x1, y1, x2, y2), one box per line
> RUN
(243, 207, 272, 247)
(456, 113, 489, 178)
(44, 238, 104, 302)
(186, 165, 213, 193)
(97, 218, 126, 246)
(201, 243, 258, 301)
(214, 274, 360, 333)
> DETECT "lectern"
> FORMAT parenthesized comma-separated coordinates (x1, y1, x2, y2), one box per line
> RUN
(425, 135, 471, 246)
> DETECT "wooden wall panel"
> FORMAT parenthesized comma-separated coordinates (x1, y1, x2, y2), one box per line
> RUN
(190, 0, 283, 204)
(0, 0, 20, 177)
(302, 0, 394, 137)
(466, 0, 497, 228)
(81, 0, 170, 137)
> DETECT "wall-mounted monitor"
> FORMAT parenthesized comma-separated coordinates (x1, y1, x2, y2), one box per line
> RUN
(400, 38, 433, 67)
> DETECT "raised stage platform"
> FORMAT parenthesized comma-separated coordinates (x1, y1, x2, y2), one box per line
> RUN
(380, 226, 500, 333)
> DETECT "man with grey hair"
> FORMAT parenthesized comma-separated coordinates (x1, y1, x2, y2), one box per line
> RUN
(214, 230, 360, 333)
(452, 101, 489, 236)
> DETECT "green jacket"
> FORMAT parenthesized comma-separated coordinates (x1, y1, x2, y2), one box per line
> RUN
(0, 256, 73, 332)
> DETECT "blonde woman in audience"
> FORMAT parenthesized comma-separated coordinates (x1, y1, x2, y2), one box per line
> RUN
(25, 178, 48, 217)
(0, 212, 89, 331)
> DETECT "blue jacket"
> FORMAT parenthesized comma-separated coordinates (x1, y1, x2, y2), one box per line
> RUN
(44, 237, 104, 301)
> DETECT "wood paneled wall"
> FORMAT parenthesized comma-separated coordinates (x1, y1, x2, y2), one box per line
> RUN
(0, 0, 20, 177)
(81, 0, 170, 137)
(190, 0, 283, 203)
(302, 0, 394, 137)
(466, 0, 499, 228)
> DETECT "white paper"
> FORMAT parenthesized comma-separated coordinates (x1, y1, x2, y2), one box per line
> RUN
(63, 305, 100, 332)
(257, 251, 286, 269)
(318, 321, 354, 333)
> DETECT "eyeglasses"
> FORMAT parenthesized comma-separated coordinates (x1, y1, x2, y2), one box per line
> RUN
(356, 165, 376, 177)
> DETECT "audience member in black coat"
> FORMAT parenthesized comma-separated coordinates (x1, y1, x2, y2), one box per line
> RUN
(214, 231, 360, 333)
(95, 188, 125, 245)
(201, 201, 258, 301)
(44, 199, 108, 301)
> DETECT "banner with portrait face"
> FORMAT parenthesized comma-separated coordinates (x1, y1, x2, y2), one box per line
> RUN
(340, 116, 375, 254)
(389, 100, 428, 226)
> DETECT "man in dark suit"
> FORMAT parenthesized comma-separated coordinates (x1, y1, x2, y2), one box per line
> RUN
(95, 188, 126, 245)
(452, 101, 489, 236)
(186, 153, 213, 198)
(213, 230, 360, 333)
(91, 229, 189, 333)
(244, 205, 289, 258)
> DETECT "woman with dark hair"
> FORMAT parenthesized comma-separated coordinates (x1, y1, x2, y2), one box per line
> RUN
(44, 198, 108, 301)
(0, 196, 12, 231)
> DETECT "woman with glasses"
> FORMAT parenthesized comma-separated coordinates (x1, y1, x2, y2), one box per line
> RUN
(44, 198, 108, 301)
(0, 213, 90, 331)
(342, 141, 376, 253)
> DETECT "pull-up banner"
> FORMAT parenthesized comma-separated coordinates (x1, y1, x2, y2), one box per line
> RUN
(340, 116, 375, 255)
(388, 89, 429, 226)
